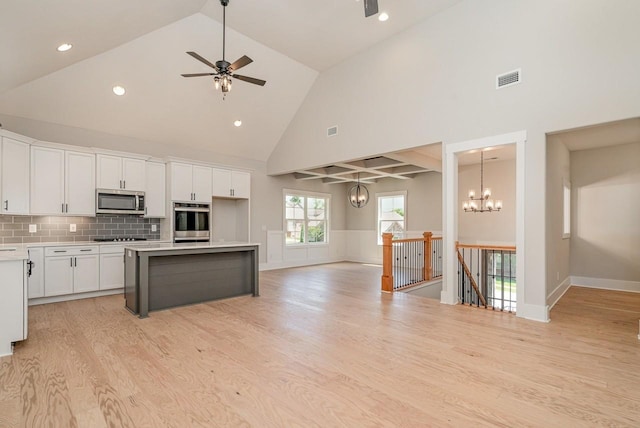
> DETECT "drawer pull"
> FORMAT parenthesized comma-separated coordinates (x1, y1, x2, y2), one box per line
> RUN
(54, 250, 67, 253)
(80, 249, 92, 252)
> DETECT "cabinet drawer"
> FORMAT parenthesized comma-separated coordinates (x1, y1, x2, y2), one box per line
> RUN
(99, 245, 125, 255)
(45, 246, 99, 257)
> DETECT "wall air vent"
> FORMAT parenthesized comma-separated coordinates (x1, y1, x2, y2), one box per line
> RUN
(496, 68, 521, 89)
(327, 126, 338, 137)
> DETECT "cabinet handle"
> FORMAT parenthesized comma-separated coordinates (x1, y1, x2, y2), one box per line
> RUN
(3, 200, 7, 210)
(54, 250, 67, 253)
(62, 203, 65, 213)
(65, 203, 69, 213)
(123, 180, 126, 189)
(80, 249, 92, 252)
(145, 207, 148, 215)
(70, 258, 73, 267)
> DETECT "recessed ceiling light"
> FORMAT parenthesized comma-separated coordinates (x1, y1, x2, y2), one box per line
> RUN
(57, 43, 73, 52)
(378, 12, 389, 22)
(112, 86, 126, 96)
(234, 120, 242, 127)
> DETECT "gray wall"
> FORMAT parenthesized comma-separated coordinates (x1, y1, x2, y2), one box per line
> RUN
(457, 158, 515, 244)
(0, 214, 160, 244)
(545, 138, 571, 297)
(346, 172, 442, 233)
(570, 142, 640, 282)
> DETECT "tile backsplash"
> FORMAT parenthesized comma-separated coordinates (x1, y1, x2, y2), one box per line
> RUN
(0, 214, 161, 245)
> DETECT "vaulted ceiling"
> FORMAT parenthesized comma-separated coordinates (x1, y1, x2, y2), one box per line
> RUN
(0, 0, 462, 164)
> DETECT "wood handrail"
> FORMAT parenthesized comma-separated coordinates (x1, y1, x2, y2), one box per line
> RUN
(456, 243, 515, 251)
(388, 236, 442, 244)
(381, 231, 440, 291)
(456, 249, 487, 307)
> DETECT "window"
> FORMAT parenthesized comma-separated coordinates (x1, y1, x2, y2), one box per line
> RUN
(377, 192, 406, 244)
(284, 192, 329, 245)
(562, 179, 571, 238)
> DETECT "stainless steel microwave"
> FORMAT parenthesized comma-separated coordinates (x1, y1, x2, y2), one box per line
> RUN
(96, 189, 145, 215)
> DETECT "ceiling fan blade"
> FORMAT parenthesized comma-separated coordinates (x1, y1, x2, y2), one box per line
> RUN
(233, 74, 266, 86)
(364, 0, 379, 17)
(181, 73, 217, 77)
(186, 51, 219, 71)
(228, 55, 253, 72)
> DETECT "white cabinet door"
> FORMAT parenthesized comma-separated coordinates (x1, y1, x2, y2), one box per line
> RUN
(65, 151, 95, 216)
(99, 253, 124, 290)
(122, 157, 146, 191)
(1, 138, 30, 214)
(231, 171, 251, 199)
(31, 146, 65, 215)
(27, 247, 45, 299)
(212, 168, 232, 197)
(170, 163, 193, 202)
(0, 260, 25, 349)
(44, 257, 73, 296)
(96, 154, 123, 190)
(73, 255, 100, 293)
(145, 162, 165, 217)
(192, 166, 212, 203)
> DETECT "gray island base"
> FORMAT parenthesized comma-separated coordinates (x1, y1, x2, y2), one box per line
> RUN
(124, 242, 259, 318)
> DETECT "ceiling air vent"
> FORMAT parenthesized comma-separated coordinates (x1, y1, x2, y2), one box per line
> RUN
(327, 126, 338, 137)
(496, 68, 521, 89)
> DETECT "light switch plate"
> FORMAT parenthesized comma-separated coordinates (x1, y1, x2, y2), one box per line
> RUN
(29, 224, 37, 233)
(69, 224, 77, 232)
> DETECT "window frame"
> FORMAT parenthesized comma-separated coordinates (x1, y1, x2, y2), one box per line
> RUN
(283, 189, 331, 247)
(376, 191, 407, 245)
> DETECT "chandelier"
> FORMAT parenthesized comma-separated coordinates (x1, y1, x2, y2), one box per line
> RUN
(463, 151, 502, 213)
(349, 173, 370, 208)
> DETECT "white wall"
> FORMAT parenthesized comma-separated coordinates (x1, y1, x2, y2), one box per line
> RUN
(545, 138, 571, 305)
(570, 142, 640, 285)
(268, 0, 640, 314)
(457, 158, 515, 244)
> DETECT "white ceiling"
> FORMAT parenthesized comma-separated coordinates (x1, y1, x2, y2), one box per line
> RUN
(0, 0, 463, 164)
(411, 143, 516, 166)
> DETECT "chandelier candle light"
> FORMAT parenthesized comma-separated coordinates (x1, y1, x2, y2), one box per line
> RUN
(349, 173, 370, 208)
(463, 151, 502, 213)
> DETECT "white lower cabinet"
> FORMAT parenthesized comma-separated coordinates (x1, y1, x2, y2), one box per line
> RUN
(99, 245, 125, 290)
(0, 259, 27, 356)
(27, 247, 45, 298)
(44, 246, 99, 297)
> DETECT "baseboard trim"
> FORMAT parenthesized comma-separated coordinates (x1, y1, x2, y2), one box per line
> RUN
(517, 303, 550, 323)
(259, 258, 345, 271)
(29, 288, 123, 306)
(571, 276, 640, 293)
(547, 276, 572, 310)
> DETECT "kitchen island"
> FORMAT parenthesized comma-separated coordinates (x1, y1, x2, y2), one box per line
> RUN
(124, 242, 259, 318)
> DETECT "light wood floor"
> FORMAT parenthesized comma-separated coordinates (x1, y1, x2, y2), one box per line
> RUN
(1, 263, 639, 427)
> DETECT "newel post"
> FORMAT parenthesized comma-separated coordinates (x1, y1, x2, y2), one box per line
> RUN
(424, 232, 433, 281)
(381, 233, 394, 292)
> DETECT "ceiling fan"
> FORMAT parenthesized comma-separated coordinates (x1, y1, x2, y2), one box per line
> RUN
(181, 0, 266, 99)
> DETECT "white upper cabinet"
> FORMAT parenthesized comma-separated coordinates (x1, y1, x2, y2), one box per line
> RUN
(192, 166, 212, 203)
(169, 162, 212, 203)
(145, 162, 166, 218)
(65, 151, 95, 215)
(1, 137, 30, 214)
(212, 168, 250, 199)
(169, 162, 193, 202)
(31, 146, 95, 215)
(30, 146, 65, 215)
(97, 154, 145, 191)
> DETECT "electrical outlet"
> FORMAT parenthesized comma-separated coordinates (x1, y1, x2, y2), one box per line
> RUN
(70, 224, 77, 232)
(151, 224, 157, 232)
(29, 224, 37, 233)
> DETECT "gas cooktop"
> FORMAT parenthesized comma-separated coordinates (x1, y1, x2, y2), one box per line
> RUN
(93, 237, 147, 242)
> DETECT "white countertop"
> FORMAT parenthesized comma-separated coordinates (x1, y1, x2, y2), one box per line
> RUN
(0, 247, 28, 261)
(124, 241, 260, 252)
